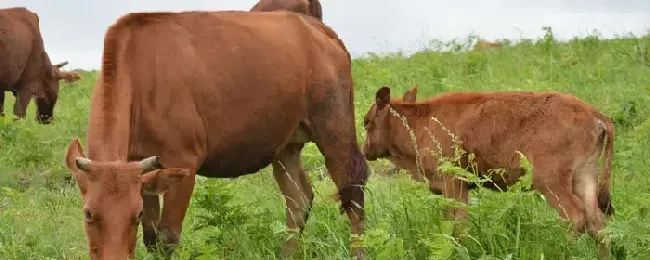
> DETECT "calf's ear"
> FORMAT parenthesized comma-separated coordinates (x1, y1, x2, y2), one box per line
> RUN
(376, 86, 391, 109)
(141, 169, 191, 195)
(65, 138, 90, 196)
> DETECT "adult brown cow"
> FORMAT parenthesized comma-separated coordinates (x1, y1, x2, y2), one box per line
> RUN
(0, 7, 66, 123)
(250, 0, 323, 21)
(52, 61, 82, 83)
(361, 86, 614, 259)
(63, 10, 368, 260)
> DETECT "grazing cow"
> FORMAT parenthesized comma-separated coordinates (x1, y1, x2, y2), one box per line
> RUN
(52, 61, 82, 83)
(63, 10, 368, 260)
(361, 86, 614, 259)
(473, 40, 502, 51)
(250, 0, 323, 21)
(0, 7, 66, 123)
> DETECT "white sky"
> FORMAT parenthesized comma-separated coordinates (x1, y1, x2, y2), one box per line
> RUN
(5, 0, 650, 70)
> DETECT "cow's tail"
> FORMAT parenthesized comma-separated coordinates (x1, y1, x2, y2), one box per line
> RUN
(598, 117, 615, 217)
(308, 0, 323, 21)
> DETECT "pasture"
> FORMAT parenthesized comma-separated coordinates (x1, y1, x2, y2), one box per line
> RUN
(1, 28, 649, 259)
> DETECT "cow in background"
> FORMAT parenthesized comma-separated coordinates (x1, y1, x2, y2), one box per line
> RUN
(0, 7, 67, 123)
(250, 0, 323, 21)
(473, 40, 502, 51)
(52, 61, 82, 83)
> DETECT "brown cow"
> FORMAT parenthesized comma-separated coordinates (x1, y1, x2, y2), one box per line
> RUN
(250, 0, 323, 21)
(473, 40, 502, 51)
(52, 61, 82, 83)
(0, 7, 66, 123)
(361, 86, 614, 259)
(63, 10, 368, 260)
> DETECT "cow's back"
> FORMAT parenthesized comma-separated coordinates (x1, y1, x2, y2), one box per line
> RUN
(0, 7, 45, 88)
(89, 11, 349, 176)
(438, 91, 608, 170)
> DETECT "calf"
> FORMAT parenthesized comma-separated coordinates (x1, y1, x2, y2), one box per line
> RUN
(361, 86, 614, 259)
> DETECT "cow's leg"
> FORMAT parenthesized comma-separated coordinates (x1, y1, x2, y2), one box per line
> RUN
(438, 173, 470, 237)
(308, 112, 369, 259)
(272, 143, 314, 259)
(153, 155, 198, 257)
(533, 166, 586, 233)
(0, 90, 5, 117)
(12, 87, 32, 119)
(573, 153, 610, 260)
(141, 194, 161, 252)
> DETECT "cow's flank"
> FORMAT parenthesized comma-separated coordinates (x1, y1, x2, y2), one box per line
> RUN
(361, 86, 614, 259)
(0, 7, 68, 123)
(250, 0, 323, 21)
(64, 10, 367, 260)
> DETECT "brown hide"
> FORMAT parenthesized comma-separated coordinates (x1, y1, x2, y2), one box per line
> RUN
(362, 86, 614, 259)
(250, 0, 323, 21)
(473, 40, 502, 51)
(53, 65, 82, 83)
(0, 7, 66, 123)
(64, 11, 368, 260)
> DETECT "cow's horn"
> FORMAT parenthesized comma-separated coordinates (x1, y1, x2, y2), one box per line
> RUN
(76, 157, 92, 171)
(55, 61, 69, 67)
(141, 156, 161, 172)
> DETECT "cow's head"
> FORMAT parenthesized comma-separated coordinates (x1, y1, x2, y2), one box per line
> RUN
(64, 138, 190, 259)
(361, 86, 417, 160)
(34, 60, 69, 124)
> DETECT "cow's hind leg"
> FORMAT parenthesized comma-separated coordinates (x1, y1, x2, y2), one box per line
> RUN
(272, 143, 314, 259)
(573, 154, 611, 260)
(533, 165, 587, 233)
(307, 97, 369, 259)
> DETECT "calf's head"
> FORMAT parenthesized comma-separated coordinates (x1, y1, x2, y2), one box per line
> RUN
(361, 86, 418, 160)
(64, 138, 190, 259)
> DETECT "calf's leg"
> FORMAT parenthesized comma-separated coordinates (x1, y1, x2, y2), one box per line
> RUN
(272, 143, 314, 259)
(573, 154, 611, 260)
(533, 166, 586, 233)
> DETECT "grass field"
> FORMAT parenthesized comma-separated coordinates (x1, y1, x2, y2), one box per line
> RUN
(1, 28, 649, 259)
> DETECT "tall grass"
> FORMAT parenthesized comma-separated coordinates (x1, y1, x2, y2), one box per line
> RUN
(1, 27, 649, 259)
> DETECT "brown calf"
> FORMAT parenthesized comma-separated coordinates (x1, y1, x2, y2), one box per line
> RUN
(64, 10, 367, 260)
(361, 86, 614, 259)
(250, 0, 323, 21)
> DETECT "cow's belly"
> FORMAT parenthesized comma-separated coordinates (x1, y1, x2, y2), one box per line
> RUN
(196, 123, 307, 178)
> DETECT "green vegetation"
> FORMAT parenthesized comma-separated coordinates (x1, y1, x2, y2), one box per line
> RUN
(1, 27, 649, 259)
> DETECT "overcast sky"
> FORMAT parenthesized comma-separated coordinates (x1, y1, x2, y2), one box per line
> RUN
(4, 0, 650, 70)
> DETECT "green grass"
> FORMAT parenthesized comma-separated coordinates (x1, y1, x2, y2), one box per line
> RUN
(1, 28, 650, 259)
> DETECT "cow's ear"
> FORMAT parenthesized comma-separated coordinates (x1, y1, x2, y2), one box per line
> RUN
(402, 86, 418, 103)
(141, 169, 190, 195)
(65, 138, 90, 196)
(376, 86, 391, 109)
